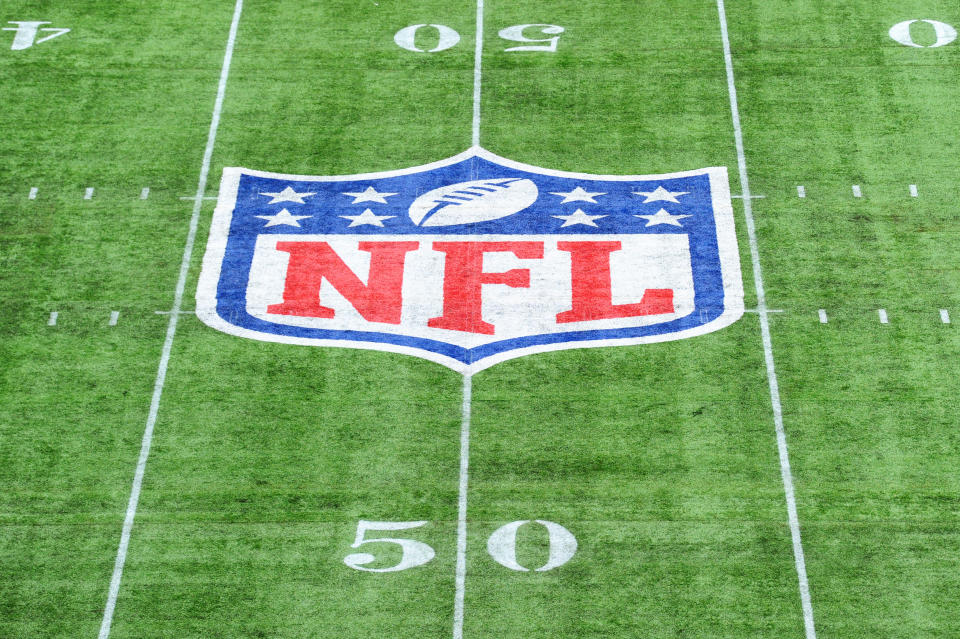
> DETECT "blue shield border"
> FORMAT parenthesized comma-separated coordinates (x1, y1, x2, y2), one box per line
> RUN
(196, 147, 744, 373)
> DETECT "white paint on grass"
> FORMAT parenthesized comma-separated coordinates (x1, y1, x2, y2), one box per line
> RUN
(910, 184, 918, 197)
(486, 520, 577, 571)
(140, 187, 150, 200)
(28, 187, 38, 200)
(109, 311, 119, 326)
(852, 185, 862, 198)
(452, 373, 472, 639)
(85, 187, 94, 200)
(818, 309, 828, 324)
(98, 1, 245, 637)
(889, 20, 957, 48)
(716, 2, 817, 638)
(878, 309, 889, 324)
(797, 185, 805, 198)
(393, 24, 461, 53)
(3, 21, 70, 50)
(472, 0, 484, 147)
(940, 309, 950, 324)
(179, 195, 218, 201)
(47, 311, 58, 326)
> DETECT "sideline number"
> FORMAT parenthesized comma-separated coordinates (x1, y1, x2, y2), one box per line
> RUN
(889, 20, 957, 48)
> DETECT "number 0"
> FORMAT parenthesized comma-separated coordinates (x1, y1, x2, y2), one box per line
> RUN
(394, 24, 461, 53)
(486, 520, 577, 571)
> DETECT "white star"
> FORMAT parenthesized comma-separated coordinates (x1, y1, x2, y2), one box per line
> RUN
(259, 186, 316, 204)
(634, 208, 691, 227)
(549, 186, 606, 204)
(552, 208, 607, 228)
(340, 208, 396, 227)
(342, 186, 398, 204)
(255, 208, 312, 227)
(633, 186, 689, 203)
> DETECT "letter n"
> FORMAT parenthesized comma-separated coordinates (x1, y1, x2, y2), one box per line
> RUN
(267, 241, 418, 324)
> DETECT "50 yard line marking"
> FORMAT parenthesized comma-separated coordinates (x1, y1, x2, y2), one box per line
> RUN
(454, 1, 484, 637)
(715, 2, 817, 638)
(97, 1, 244, 637)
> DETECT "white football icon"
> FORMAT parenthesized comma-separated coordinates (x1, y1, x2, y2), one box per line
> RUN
(409, 178, 538, 227)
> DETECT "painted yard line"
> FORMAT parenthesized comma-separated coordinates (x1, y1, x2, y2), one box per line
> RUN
(745, 308, 784, 313)
(715, 3, 817, 638)
(852, 184, 862, 198)
(179, 195, 218, 201)
(732, 193, 765, 199)
(910, 184, 918, 198)
(941, 309, 951, 324)
(47, 311, 58, 326)
(85, 187, 95, 200)
(109, 311, 119, 326)
(471, 0, 484, 147)
(97, 2, 244, 637)
(154, 309, 196, 315)
(878, 308, 889, 324)
(797, 185, 805, 198)
(452, 373, 472, 639)
(28, 187, 38, 200)
(140, 187, 150, 200)
(818, 309, 828, 324)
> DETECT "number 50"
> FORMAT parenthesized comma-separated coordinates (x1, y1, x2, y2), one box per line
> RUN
(394, 23, 565, 53)
(344, 519, 577, 573)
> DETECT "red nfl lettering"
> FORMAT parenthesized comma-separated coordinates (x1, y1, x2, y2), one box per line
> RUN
(556, 241, 674, 323)
(267, 241, 418, 324)
(427, 241, 544, 335)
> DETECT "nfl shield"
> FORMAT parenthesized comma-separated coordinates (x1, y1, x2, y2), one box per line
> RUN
(196, 148, 744, 372)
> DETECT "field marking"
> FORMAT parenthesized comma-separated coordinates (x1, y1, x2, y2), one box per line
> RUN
(179, 195, 218, 201)
(910, 184, 918, 197)
(140, 187, 150, 200)
(471, 0, 484, 147)
(732, 193, 765, 199)
(85, 187, 95, 200)
(47, 311, 58, 326)
(818, 309, 828, 324)
(745, 308, 783, 313)
(852, 185, 862, 198)
(109, 311, 119, 326)
(878, 309, 889, 324)
(97, 2, 245, 637)
(797, 185, 805, 198)
(452, 373, 472, 639)
(716, 3, 817, 638)
(941, 309, 950, 324)
(29, 187, 38, 199)
(154, 309, 196, 315)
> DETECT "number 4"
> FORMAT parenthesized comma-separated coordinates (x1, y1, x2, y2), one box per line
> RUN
(343, 520, 436, 573)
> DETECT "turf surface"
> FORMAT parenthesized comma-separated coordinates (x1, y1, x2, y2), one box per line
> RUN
(2, 0, 960, 637)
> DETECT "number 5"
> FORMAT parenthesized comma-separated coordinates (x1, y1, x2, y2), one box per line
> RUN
(343, 520, 436, 573)
(498, 24, 565, 52)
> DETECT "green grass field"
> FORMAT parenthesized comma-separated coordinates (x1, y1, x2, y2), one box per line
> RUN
(2, 1, 960, 637)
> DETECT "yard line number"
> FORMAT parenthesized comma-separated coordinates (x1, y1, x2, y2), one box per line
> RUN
(344, 520, 577, 573)
(394, 23, 565, 53)
(889, 20, 956, 48)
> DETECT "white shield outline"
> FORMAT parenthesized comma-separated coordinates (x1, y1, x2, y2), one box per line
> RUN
(196, 147, 744, 373)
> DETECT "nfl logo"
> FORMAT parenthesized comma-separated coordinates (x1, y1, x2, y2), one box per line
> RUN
(196, 148, 743, 372)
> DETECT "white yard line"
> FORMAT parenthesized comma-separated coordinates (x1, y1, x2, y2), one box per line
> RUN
(471, 0, 484, 147)
(715, 2, 817, 638)
(452, 373, 473, 639)
(97, 2, 244, 637)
